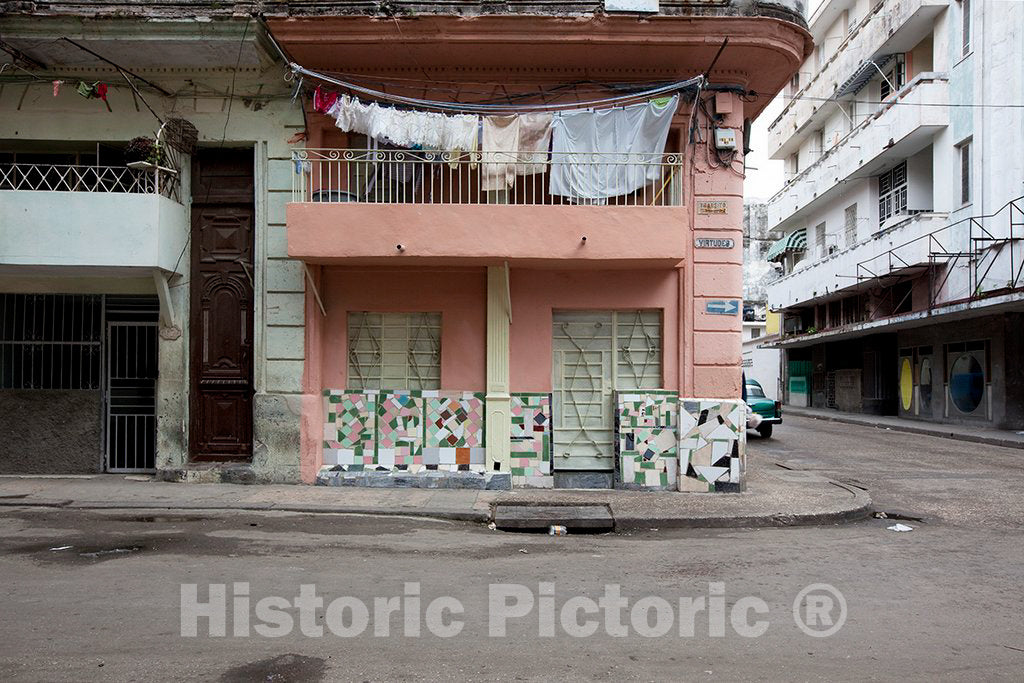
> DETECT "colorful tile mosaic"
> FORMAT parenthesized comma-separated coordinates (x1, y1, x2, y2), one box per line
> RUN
(322, 389, 488, 474)
(616, 391, 678, 489)
(678, 399, 746, 493)
(510, 393, 553, 488)
(322, 390, 376, 467)
(426, 393, 485, 448)
(377, 392, 424, 466)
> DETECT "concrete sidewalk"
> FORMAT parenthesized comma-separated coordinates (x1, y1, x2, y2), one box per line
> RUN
(0, 460, 870, 531)
(785, 406, 1024, 450)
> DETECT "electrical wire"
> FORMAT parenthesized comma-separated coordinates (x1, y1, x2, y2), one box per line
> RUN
(287, 62, 703, 113)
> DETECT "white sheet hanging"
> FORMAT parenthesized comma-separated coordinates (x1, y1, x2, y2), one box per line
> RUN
(548, 95, 678, 201)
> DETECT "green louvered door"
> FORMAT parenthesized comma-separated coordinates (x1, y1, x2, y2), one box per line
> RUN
(552, 311, 662, 471)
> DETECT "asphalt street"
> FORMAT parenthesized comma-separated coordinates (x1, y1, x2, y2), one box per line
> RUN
(1, 415, 1023, 681)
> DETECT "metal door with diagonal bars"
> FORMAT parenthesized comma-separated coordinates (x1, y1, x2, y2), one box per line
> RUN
(552, 310, 662, 471)
(105, 321, 158, 472)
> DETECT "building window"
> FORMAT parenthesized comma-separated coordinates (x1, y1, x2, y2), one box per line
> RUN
(347, 312, 441, 390)
(0, 294, 103, 390)
(750, 327, 761, 339)
(815, 222, 826, 258)
(958, 140, 972, 205)
(844, 203, 858, 246)
(961, 0, 971, 57)
(879, 56, 906, 100)
(878, 161, 908, 226)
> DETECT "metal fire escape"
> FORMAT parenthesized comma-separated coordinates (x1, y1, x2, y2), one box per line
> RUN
(854, 196, 1024, 313)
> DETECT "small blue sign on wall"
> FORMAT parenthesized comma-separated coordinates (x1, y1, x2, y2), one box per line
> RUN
(705, 300, 740, 315)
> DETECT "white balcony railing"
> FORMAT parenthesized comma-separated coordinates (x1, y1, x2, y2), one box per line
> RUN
(0, 162, 181, 202)
(766, 75, 948, 229)
(768, 212, 948, 311)
(290, 148, 684, 206)
(767, 0, 947, 156)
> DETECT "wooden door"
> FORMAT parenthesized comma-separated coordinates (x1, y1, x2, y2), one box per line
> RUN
(189, 149, 255, 460)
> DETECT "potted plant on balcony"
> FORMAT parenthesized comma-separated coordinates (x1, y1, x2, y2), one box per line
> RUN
(124, 136, 165, 171)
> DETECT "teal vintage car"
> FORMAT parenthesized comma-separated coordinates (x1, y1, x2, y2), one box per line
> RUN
(744, 378, 782, 438)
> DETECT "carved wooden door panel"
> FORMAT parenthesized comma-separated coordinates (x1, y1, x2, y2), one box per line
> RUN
(189, 150, 254, 460)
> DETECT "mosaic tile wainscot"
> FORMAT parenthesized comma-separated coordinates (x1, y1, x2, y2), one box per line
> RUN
(323, 390, 486, 473)
(678, 399, 746, 493)
(321, 390, 554, 489)
(616, 391, 679, 490)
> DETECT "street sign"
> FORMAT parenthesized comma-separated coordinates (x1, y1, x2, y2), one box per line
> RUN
(697, 200, 728, 215)
(705, 299, 740, 315)
(695, 237, 735, 249)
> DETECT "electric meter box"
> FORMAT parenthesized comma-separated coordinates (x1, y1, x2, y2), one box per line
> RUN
(714, 127, 737, 150)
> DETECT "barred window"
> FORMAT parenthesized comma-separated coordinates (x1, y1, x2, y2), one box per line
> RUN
(0, 294, 103, 390)
(347, 312, 441, 390)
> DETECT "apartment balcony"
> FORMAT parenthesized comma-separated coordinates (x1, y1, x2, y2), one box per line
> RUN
(766, 75, 948, 230)
(0, 163, 187, 276)
(767, 0, 946, 157)
(768, 211, 948, 310)
(286, 149, 688, 268)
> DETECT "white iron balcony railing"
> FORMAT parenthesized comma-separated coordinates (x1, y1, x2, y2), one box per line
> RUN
(290, 148, 684, 206)
(0, 163, 181, 202)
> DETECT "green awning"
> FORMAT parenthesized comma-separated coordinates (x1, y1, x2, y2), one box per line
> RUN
(766, 228, 807, 262)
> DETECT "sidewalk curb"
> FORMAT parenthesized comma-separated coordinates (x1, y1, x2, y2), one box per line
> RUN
(0, 486, 869, 530)
(0, 499, 492, 523)
(786, 407, 1024, 451)
(613, 483, 872, 531)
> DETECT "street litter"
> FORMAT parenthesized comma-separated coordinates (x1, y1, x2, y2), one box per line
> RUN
(487, 522, 497, 531)
(549, 525, 567, 536)
(887, 523, 913, 532)
(874, 512, 888, 519)
(49, 545, 73, 551)
(79, 546, 140, 558)
(518, 548, 528, 553)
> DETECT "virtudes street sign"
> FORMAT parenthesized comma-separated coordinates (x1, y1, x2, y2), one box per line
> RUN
(695, 238, 735, 249)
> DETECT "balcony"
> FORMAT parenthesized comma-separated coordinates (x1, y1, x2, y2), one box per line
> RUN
(0, 163, 188, 275)
(768, 211, 948, 310)
(766, 75, 948, 230)
(286, 149, 689, 267)
(767, 0, 946, 156)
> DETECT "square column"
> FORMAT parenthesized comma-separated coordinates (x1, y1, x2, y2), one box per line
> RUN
(485, 265, 511, 471)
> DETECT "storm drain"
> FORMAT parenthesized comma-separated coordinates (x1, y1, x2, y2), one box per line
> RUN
(492, 503, 614, 532)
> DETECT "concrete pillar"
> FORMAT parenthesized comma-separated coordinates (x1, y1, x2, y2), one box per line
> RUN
(485, 265, 511, 471)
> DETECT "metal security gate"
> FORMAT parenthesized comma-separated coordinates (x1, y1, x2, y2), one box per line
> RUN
(552, 311, 661, 471)
(105, 321, 158, 472)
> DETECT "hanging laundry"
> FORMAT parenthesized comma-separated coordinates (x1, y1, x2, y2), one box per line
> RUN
(312, 86, 338, 115)
(75, 81, 108, 102)
(481, 113, 552, 191)
(517, 113, 553, 175)
(548, 95, 678, 201)
(330, 94, 478, 156)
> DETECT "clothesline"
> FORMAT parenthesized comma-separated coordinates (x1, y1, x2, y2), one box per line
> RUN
(288, 62, 703, 114)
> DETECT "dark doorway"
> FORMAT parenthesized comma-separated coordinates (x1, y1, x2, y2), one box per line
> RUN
(189, 148, 255, 461)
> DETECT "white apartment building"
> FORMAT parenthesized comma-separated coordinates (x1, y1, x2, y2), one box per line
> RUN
(763, 0, 1024, 429)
